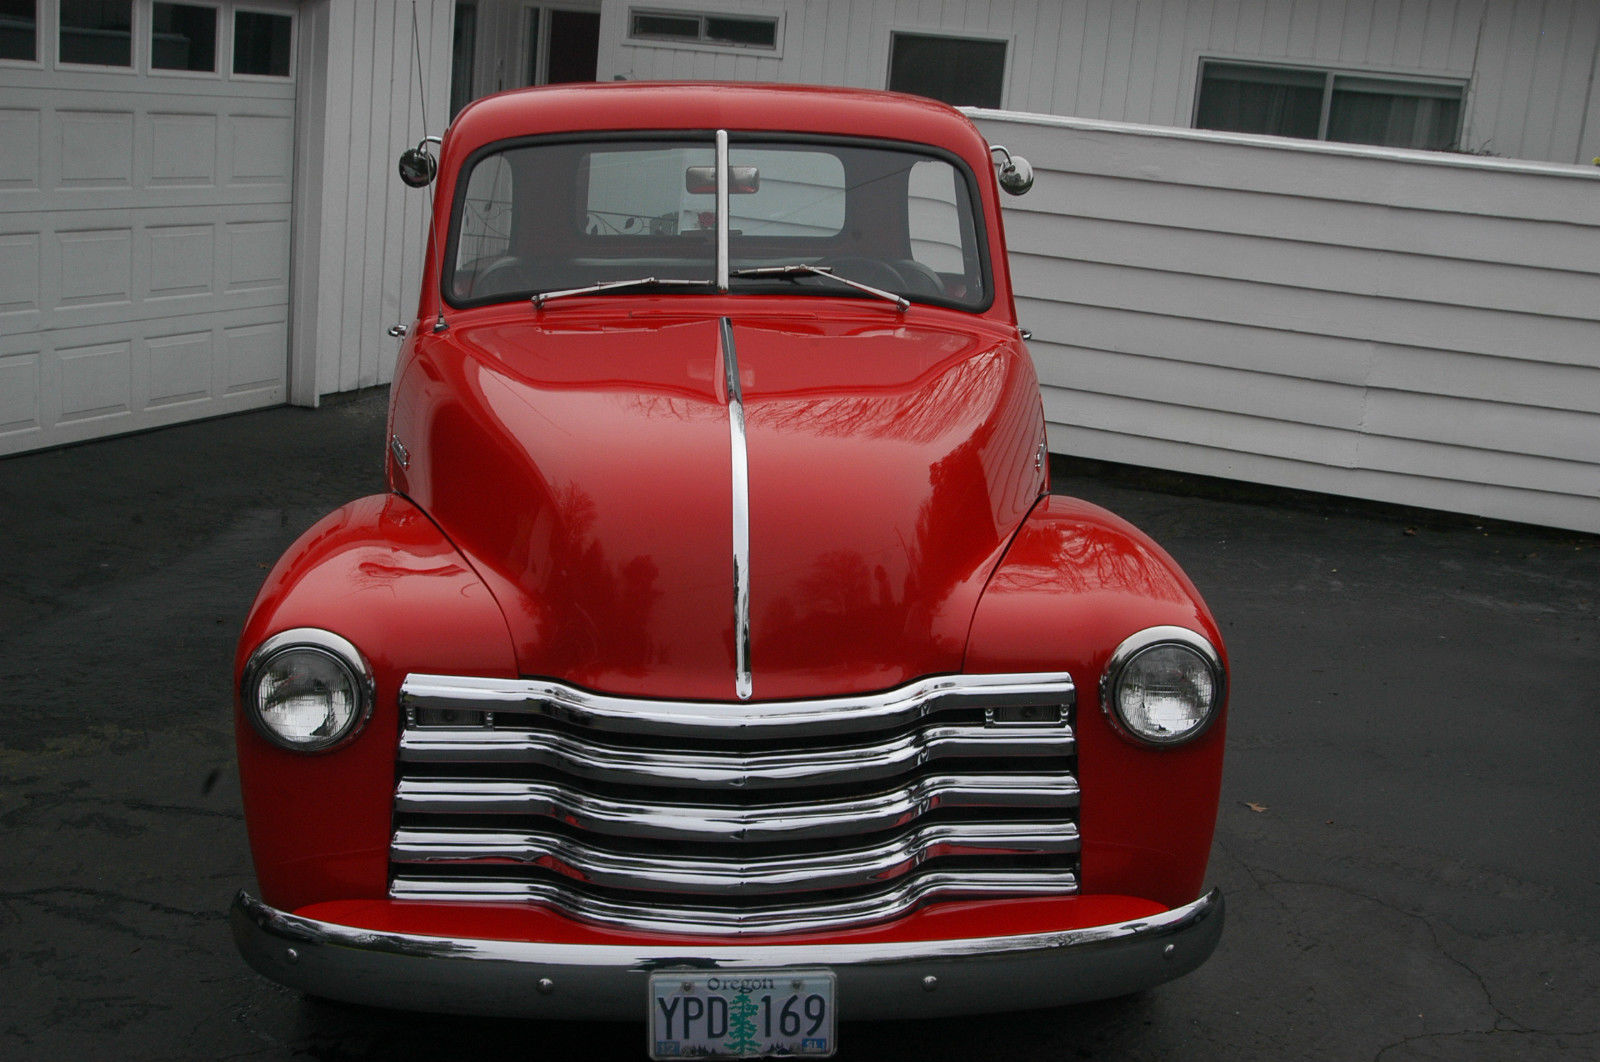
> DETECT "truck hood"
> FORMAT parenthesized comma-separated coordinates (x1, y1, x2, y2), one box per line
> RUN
(395, 307, 1044, 701)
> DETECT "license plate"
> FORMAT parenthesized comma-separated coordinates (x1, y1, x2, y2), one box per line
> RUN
(648, 969, 836, 1059)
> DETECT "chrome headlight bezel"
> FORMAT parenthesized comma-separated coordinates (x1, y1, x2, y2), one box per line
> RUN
(240, 628, 375, 753)
(1100, 626, 1225, 748)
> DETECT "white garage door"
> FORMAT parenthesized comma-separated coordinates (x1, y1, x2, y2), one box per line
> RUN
(0, 1, 298, 456)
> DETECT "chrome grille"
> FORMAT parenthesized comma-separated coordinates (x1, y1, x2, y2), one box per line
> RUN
(391, 672, 1079, 934)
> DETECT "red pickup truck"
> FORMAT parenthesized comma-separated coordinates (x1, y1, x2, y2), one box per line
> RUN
(230, 81, 1227, 1059)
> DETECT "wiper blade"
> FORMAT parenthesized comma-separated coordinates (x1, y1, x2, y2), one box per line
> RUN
(730, 264, 909, 311)
(532, 276, 715, 309)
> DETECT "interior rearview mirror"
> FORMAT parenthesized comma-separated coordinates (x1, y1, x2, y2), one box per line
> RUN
(685, 165, 760, 195)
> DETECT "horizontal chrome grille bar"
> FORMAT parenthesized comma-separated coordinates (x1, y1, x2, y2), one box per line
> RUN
(399, 723, 1073, 789)
(395, 771, 1079, 842)
(390, 868, 1081, 934)
(392, 820, 1079, 896)
(400, 671, 1075, 739)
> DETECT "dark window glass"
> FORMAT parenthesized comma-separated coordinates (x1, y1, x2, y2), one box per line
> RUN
(1196, 61, 1464, 151)
(888, 33, 1006, 109)
(704, 16, 775, 48)
(152, 3, 217, 72)
(1328, 77, 1461, 151)
(0, 0, 37, 62)
(233, 10, 291, 77)
(1195, 62, 1323, 140)
(523, 6, 539, 84)
(60, 0, 132, 67)
(546, 10, 599, 83)
(450, 2, 477, 117)
(631, 13, 698, 41)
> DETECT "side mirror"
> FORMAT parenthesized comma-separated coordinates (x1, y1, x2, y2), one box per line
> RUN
(398, 145, 437, 188)
(989, 145, 1034, 196)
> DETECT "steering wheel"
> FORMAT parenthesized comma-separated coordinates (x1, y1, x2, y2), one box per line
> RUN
(813, 256, 910, 293)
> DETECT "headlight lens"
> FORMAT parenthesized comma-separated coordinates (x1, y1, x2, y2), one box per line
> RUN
(242, 629, 373, 752)
(1102, 627, 1224, 747)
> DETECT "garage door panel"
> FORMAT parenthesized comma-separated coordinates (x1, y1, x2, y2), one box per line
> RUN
(149, 113, 219, 186)
(0, 349, 42, 436)
(57, 339, 134, 425)
(58, 110, 136, 188)
(227, 113, 295, 186)
(146, 331, 216, 408)
(222, 219, 290, 294)
(57, 227, 134, 307)
(0, 232, 42, 315)
(0, 109, 42, 189)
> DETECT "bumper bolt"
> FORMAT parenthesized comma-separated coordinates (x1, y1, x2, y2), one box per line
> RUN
(922, 976, 938, 992)
(1163, 944, 1176, 960)
(285, 948, 299, 964)
(537, 978, 555, 995)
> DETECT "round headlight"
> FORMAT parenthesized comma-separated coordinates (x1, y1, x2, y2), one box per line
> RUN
(1101, 626, 1224, 747)
(242, 629, 374, 752)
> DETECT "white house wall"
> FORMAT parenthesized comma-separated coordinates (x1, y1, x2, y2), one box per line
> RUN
(973, 110, 1600, 534)
(596, 0, 1600, 166)
(290, 0, 452, 404)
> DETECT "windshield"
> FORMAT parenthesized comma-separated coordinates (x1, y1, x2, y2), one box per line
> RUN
(444, 135, 990, 311)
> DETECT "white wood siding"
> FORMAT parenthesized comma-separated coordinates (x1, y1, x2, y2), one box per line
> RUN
(289, 0, 453, 403)
(595, 0, 1600, 166)
(973, 110, 1600, 534)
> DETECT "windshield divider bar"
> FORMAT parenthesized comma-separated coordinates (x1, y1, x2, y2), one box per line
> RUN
(716, 130, 730, 292)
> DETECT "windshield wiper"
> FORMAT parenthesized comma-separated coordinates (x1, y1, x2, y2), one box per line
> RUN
(730, 264, 909, 311)
(532, 276, 716, 309)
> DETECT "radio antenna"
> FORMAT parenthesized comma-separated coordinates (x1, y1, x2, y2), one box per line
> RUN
(410, 1, 447, 334)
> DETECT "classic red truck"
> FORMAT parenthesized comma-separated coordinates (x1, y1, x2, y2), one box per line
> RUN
(230, 82, 1227, 1058)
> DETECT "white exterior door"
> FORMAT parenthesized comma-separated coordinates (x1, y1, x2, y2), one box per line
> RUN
(0, 1, 298, 456)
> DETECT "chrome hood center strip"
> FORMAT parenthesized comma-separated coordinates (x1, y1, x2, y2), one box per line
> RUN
(721, 315, 753, 700)
(399, 671, 1076, 739)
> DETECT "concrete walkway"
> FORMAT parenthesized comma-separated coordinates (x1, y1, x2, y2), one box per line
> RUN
(1, 389, 1595, 1061)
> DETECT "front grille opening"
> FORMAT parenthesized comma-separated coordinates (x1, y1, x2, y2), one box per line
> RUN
(392, 672, 1080, 931)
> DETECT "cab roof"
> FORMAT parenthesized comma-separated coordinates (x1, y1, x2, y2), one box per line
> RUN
(443, 82, 994, 169)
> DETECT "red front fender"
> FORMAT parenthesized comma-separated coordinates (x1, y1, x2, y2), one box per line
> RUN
(234, 493, 518, 913)
(965, 495, 1229, 908)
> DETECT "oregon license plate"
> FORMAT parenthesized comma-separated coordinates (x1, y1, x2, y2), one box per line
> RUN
(648, 969, 836, 1059)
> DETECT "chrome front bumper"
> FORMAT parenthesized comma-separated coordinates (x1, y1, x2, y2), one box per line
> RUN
(229, 888, 1223, 1020)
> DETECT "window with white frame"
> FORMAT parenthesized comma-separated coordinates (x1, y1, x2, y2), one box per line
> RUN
(1194, 60, 1465, 152)
(0, 0, 38, 62)
(151, 2, 217, 73)
(233, 7, 290, 77)
(628, 8, 777, 50)
(888, 32, 1006, 110)
(60, 0, 133, 67)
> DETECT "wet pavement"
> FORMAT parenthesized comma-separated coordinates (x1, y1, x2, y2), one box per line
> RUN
(1, 387, 1596, 1061)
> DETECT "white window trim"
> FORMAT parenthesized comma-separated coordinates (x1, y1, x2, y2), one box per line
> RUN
(1189, 55, 1469, 149)
(624, 5, 784, 59)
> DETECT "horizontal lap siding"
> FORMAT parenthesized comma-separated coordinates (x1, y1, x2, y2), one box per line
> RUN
(974, 112, 1600, 533)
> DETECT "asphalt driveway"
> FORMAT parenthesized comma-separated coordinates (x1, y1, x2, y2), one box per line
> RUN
(1, 389, 1595, 1060)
